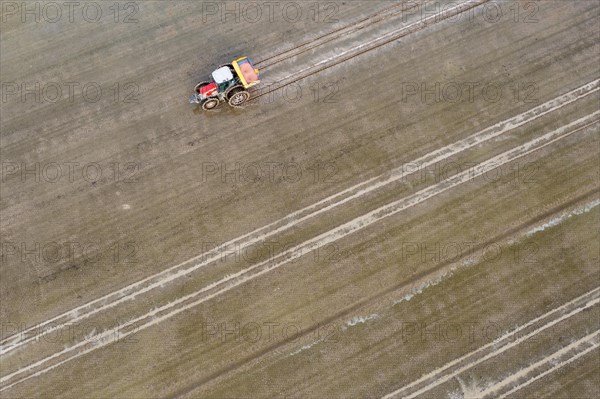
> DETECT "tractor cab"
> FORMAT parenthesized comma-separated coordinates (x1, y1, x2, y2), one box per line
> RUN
(212, 66, 236, 93)
(189, 56, 261, 110)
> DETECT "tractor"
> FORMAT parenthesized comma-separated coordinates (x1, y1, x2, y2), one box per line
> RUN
(189, 56, 261, 110)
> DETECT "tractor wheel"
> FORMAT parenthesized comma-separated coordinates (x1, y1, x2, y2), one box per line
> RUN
(225, 85, 243, 100)
(202, 98, 219, 111)
(194, 81, 211, 94)
(228, 89, 250, 107)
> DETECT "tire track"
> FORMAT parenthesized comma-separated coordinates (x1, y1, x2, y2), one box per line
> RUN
(485, 331, 600, 399)
(170, 188, 600, 398)
(2, 113, 596, 392)
(254, 1, 427, 69)
(251, 0, 490, 100)
(2, 79, 598, 357)
(382, 291, 600, 399)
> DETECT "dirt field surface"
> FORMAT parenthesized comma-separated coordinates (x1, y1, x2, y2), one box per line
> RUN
(1, 0, 599, 398)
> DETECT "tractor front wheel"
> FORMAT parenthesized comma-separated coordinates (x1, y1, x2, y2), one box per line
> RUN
(228, 90, 250, 107)
(202, 98, 219, 111)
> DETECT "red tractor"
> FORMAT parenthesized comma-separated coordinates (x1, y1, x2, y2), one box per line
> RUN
(189, 56, 261, 110)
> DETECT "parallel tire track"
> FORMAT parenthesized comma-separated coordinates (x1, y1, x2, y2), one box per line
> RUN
(2, 112, 597, 392)
(254, 1, 426, 69)
(251, 0, 490, 100)
(3, 77, 597, 355)
(170, 190, 600, 398)
(484, 331, 600, 399)
(2, 79, 598, 357)
(382, 289, 600, 399)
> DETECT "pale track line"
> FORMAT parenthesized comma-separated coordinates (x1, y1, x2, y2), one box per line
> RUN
(491, 332, 600, 399)
(2, 112, 597, 391)
(252, 0, 490, 99)
(381, 290, 600, 399)
(3, 79, 597, 357)
(254, 1, 425, 69)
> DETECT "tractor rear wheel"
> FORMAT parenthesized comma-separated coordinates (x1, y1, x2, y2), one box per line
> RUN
(202, 98, 219, 111)
(228, 89, 250, 107)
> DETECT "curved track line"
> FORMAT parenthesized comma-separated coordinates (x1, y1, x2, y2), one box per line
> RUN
(492, 332, 599, 399)
(381, 292, 600, 398)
